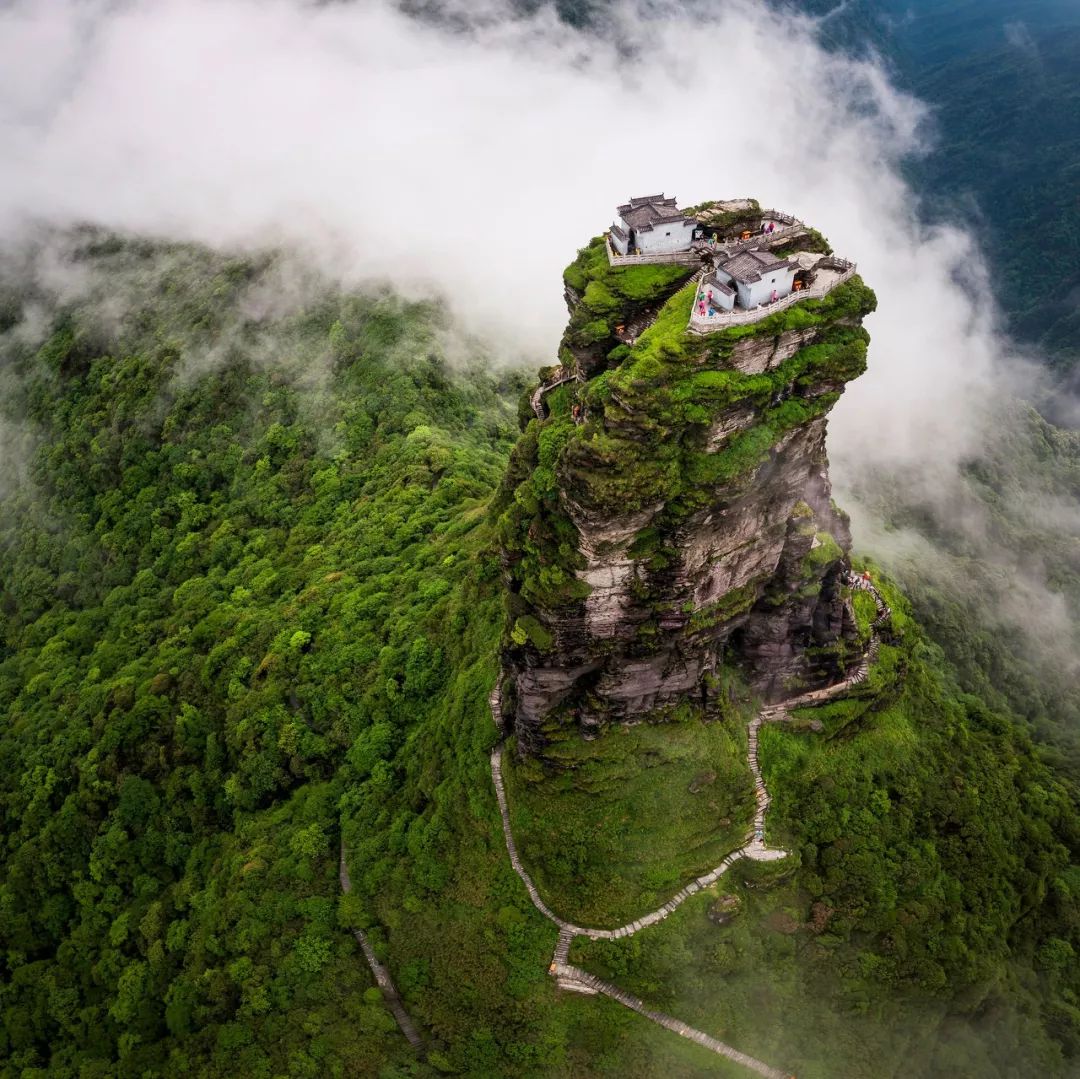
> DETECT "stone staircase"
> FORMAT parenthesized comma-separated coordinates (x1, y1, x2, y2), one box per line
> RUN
(487, 685, 795, 1077)
(551, 965, 791, 1079)
(530, 366, 580, 420)
(339, 844, 425, 1055)
(759, 573, 891, 718)
(481, 571, 894, 1077)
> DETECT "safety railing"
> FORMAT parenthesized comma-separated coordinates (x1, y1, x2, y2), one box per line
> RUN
(688, 260, 856, 333)
(605, 236, 703, 267)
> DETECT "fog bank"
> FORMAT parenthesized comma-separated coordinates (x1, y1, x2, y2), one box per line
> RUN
(1, 0, 1074, 655)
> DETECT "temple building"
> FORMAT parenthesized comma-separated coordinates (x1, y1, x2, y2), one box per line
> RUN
(609, 194, 699, 256)
(709, 248, 798, 310)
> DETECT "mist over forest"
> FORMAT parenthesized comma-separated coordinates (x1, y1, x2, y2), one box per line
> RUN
(1, 2, 1079, 1077)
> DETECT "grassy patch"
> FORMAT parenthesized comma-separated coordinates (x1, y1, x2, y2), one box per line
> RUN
(503, 713, 755, 926)
(561, 238, 695, 364)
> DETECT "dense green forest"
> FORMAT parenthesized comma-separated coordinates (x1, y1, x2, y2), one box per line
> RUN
(0, 236, 531, 1076)
(0, 234, 1078, 1076)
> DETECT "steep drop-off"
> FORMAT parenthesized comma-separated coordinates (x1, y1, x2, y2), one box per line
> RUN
(498, 216, 877, 753)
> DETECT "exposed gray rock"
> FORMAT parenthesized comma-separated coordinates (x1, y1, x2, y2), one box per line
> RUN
(501, 229, 875, 755)
(729, 325, 819, 375)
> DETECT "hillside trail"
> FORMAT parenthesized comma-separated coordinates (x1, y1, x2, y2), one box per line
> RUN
(338, 845, 426, 1055)
(338, 573, 889, 1071)
(489, 573, 890, 1078)
(530, 367, 581, 419)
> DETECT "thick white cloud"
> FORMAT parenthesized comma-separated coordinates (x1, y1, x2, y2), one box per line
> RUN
(0, 0, 1070, 648)
(0, 1, 999, 447)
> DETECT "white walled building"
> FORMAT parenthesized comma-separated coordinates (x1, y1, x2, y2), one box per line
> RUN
(610, 194, 699, 255)
(712, 249, 798, 310)
(701, 275, 736, 312)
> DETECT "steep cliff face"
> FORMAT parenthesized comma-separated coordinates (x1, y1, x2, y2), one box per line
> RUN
(497, 218, 877, 755)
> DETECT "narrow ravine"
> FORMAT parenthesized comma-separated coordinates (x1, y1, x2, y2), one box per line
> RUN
(490, 577, 890, 1077)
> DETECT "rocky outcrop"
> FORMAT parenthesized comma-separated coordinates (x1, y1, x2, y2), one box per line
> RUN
(498, 210, 876, 755)
(729, 325, 820, 375)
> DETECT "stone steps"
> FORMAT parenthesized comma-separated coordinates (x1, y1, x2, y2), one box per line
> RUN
(530, 367, 580, 420)
(556, 964, 791, 1078)
(340, 843, 426, 1055)
(488, 677, 804, 1078)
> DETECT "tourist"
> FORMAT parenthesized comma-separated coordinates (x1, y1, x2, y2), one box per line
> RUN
(771, 289, 778, 303)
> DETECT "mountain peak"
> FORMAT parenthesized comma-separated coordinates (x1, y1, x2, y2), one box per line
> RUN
(497, 198, 877, 754)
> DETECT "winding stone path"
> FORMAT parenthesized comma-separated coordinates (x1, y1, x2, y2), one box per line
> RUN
(489, 576, 891, 1076)
(337, 574, 889, 1065)
(530, 367, 580, 420)
(489, 695, 791, 1074)
(552, 965, 790, 1079)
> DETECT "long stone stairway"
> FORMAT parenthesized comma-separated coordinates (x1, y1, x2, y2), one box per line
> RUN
(530, 366, 580, 420)
(340, 572, 890, 1071)
(338, 844, 425, 1055)
(487, 574, 892, 1077)
(488, 684, 792, 1075)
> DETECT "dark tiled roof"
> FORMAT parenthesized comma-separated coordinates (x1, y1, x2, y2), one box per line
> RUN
(610, 223, 629, 243)
(636, 214, 695, 233)
(703, 275, 734, 296)
(616, 194, 695, 232)
(717, 248, 791, 283)
(617, 194, 673, 213)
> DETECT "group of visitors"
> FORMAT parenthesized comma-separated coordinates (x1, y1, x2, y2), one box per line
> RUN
(697, 286, 717, 319)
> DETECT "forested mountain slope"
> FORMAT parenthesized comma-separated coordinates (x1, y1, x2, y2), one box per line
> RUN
(0, 236, 530, 1075)
(0, 236, 1078, 1076)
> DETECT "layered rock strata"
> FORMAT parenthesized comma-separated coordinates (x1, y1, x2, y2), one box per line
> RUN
(497, 211, 876, 755)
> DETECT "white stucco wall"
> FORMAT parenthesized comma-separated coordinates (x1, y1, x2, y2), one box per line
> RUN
(610, 226, 630, 255)
(741, 266, 797, 308)
(703, 280, 735, 311)
(635, 219, 696, 254)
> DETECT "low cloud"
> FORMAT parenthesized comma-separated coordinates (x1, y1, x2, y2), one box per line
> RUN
(0, 0, 1075, 661)
(1004, 19, 1038, 57)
